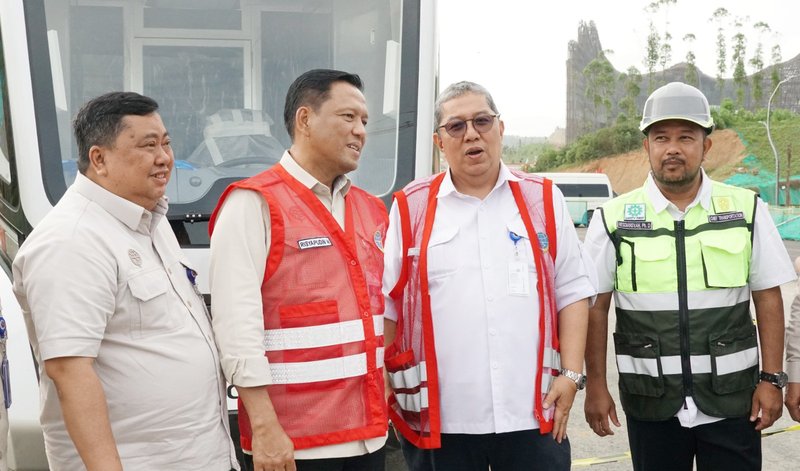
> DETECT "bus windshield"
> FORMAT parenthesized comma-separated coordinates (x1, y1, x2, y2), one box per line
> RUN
(34, 0, 409, 213)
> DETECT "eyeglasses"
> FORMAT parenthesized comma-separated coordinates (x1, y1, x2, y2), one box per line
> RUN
(436, 114, 500, 138)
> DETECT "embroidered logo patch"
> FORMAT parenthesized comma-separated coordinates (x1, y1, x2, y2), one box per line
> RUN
(128, 249, 142, 267)
(297, 237, 332, 250)
(708, 212, 745, 223)
(536, 232, 549, 252)
(617, 221, 653, 230)
(373, 230, 384, 252)
(624, 203, 646, 221)
(712, 196, 734, 213)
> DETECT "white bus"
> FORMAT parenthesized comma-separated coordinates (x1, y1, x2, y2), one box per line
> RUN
(535, 172, 614, 226)
(0, 1, 438, 469)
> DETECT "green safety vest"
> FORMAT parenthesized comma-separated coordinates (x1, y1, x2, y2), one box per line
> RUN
(600, 180, 759, 421)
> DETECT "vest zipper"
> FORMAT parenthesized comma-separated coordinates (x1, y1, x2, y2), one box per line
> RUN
(675, 220, 693, 399)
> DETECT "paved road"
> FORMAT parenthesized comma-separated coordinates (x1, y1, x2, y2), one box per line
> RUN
(386, 232, 800, 470)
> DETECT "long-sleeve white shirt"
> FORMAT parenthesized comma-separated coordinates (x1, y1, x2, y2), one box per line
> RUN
(382, 164, 597, 434)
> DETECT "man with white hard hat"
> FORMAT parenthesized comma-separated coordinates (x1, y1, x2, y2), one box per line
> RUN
(583, 82, 795, 471)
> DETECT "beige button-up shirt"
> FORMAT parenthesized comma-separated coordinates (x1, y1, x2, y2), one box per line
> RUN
(13, 173, 237, 470)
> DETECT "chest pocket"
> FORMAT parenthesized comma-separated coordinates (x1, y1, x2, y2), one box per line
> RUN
(619, 236, 676, 292)
(357, 229, 385, 314)
(698, 234, 749, 288)
(425, 225, 462, 281)
(128, 269, 182, 338)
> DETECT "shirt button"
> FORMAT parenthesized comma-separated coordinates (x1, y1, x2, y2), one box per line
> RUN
(167, 268, 172, 274)
(487, 296, 494, 302)
(492, 362, 499, 370)
(489, 329, 497, 336)
(187, 300, 192, 308)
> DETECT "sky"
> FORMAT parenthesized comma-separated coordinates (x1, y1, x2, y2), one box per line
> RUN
(437, 0, 800, 137)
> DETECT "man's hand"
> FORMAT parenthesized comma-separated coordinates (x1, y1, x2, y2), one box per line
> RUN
(584, 383, 621, 437)
(543, 375, 579, 443)
(250, 423, 296, 471)
(785, 383, 800, 422)
(750, 381, 783, 430)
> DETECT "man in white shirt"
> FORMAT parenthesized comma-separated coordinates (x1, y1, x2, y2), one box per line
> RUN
(13, 92, 238, 471)
(583, 82, 794, 471)
(785, 257, 800, 422)
(209, 69, 388, 471)
(382, 81, 596, 471)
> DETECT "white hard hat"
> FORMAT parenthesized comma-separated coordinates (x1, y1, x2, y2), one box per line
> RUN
(639, 82, 714, 134)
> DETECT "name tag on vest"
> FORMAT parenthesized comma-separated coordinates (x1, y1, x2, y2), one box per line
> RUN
(617, 221, 653, 230)
(708, 212, 744, 223)
(298, 237, 333, 250)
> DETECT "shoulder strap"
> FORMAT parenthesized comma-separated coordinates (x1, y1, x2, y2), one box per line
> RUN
(543, 178, 557, 261)
(388, 190, 412, 299)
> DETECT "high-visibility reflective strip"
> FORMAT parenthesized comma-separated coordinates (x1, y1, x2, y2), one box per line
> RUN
(395, 387, 429, 413)
(389, 361, 427, 390)
(263, 315, 383, 351)
(716, 347, 758, 376)
(617, 349, 757, 377)
(269, 348, 384, 384)
(617, 355, 660, 377)
(615, 288, 749, 311)
(661, 355, 711, 375)
(543, 347, 561, 370)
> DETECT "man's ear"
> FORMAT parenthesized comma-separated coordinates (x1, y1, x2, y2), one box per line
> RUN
(295, 106, 312, 138)
(88, 145, 106, 176)
(433, 131, 444, 152)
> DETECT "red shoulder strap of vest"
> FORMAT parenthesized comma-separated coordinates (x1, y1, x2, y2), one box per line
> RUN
(388, 190, 412, 300)
(543, 178, 557, 261)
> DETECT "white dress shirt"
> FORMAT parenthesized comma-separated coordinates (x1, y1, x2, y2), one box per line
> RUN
(210, 151, 386, 459)
(584, 169, 796, 427)
(383, 164, 597, 434)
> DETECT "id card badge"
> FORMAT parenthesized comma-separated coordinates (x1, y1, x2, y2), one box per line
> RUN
(508, 260, 530, 296)
(1, 353, 10, 409)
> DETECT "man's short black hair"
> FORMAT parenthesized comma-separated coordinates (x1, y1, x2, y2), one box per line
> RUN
(283, 69, 363, 140)
(73, 92, 160, 174)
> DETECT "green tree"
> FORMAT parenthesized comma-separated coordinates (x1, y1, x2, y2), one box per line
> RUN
(730, 17, 748, 108)
(683, 33, 698, 86)
(710, 8, 729, 95)
(749, 22, 770, 107)
(619, 66, 642, 121)
(582, 52, 617, 127)
(644, 21, 660, 93)
(771, 43, 782, 97)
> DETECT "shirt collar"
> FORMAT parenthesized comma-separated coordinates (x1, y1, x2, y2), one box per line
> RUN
(437, 162, 520, 198)
(281, 151, 351, 197)
(644, 167, 712, 214)
(72, 173, 167, 234)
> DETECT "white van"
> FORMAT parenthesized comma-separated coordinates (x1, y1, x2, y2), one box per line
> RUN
(535, 172, 614, 226)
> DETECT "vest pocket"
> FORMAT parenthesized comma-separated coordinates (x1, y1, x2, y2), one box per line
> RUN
(426, 225, 461, 281)
(699, 236, 749, 288)
(627, 237, 675, 292)
(709, 323, 759, 395)
(613, 332, 664, 397)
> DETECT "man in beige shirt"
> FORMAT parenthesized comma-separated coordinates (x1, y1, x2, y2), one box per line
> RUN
(13, 92, 238, 471)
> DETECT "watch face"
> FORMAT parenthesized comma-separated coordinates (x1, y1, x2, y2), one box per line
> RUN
(778, 372, 789, 388)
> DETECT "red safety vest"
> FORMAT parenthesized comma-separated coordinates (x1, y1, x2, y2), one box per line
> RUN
(209, 164, 388, 451)
(385, 171, 559, 449)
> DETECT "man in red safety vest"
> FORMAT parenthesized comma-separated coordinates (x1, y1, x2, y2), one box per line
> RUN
(382, 81, 597, 471)
(210, 69, 389, 471)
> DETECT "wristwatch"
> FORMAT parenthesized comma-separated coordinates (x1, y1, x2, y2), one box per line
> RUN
(759, 370, 789, 389)
(559, 368, 586, 390)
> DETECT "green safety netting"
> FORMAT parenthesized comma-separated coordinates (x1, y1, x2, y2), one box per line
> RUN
(723, 155, 800, 240)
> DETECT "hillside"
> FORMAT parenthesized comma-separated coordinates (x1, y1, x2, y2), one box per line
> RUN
(558, 129, 747, 194)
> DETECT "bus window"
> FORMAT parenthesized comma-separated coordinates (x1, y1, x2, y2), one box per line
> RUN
(0, 25, 17, 207)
